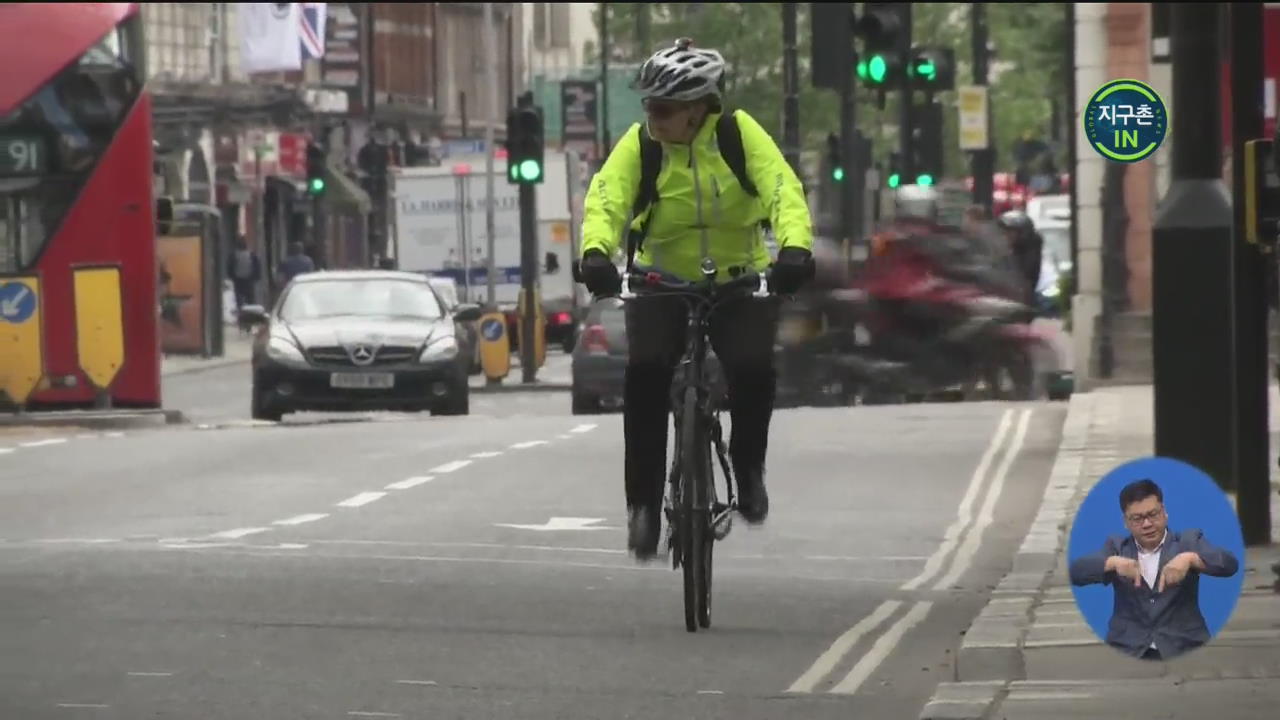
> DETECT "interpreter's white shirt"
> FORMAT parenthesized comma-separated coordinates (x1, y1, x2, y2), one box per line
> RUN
(1137, 530, 1168, 589)
(1136, 530, 1169, 654)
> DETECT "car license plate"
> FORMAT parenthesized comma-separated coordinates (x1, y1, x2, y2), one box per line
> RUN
(330, 372, 394, 389)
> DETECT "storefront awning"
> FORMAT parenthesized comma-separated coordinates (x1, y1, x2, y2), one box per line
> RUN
(324, 158, 372, 215)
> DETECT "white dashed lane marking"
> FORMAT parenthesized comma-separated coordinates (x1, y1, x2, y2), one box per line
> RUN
(509, 440, 548, 449)
(336, 492, 386, 508)
(207, 527, 271, 540)
(429, 460, 471, 473)
(20, 438, 67, 448)
(273, 513, 329, 526)
(385, 477, 433, 490)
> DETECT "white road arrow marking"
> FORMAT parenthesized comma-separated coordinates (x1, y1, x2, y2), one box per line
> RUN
(494, 517, 615, 532)
(1, 285, 30, 317)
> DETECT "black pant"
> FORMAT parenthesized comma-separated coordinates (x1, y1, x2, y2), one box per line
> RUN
(623, 293, 780, 510)
(232, 278, 256, 309)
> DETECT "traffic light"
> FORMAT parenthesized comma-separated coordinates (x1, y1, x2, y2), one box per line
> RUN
(886, 152, 903, 189)
(908, 46, 956, 91)
(306, 143, 326, 195)
(506, 97, 545, 185)
(810, 4, 856, 91)
(912, 100, 944, 186)
(855, 3, 910, 89)
(826, 133, 844, 182)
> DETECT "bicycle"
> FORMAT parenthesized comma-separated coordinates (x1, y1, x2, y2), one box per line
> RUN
(608, 258, 774, 632)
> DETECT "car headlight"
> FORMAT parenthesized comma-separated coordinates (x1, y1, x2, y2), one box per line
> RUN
(266, 336, 306, 364)
(419, 336, 459, 363)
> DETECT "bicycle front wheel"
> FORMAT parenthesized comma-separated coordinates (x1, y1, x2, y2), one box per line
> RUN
(679, 385, 712, 632)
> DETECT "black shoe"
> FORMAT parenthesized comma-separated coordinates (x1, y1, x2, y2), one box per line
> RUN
(627, 505, 661, 561)
(736, 466, 769, 524)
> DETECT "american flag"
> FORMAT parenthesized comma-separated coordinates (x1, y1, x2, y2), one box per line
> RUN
(299, 3, 327, 60)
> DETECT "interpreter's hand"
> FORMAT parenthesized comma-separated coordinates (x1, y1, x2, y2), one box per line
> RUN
(1107, 556, 1143, 587)
(1157, 552, 1199, 592)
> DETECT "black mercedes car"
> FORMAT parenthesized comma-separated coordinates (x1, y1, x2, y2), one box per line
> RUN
(241, 270, 482, 421)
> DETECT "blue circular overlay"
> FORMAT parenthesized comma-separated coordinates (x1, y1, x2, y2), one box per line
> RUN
(480, 318, 505, 341)
(1066, 456, 1246, 645)
(1083, 78, 1168, 163)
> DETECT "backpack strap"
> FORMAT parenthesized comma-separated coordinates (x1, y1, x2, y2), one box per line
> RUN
(626, 126, 664, 272)
(715, 110, 758, 198)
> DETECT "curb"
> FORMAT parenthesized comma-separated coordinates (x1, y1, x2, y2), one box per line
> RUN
(919, 392, 1099, 720)
(161, 356, 251, 378)
(469, 381, 572, 394)
(0, 408, 186, 430)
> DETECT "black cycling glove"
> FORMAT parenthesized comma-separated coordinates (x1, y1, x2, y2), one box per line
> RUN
(771, 247, 815, 295)
(579, 249, 622, 297)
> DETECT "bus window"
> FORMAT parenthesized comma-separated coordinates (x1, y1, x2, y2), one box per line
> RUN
(0, 14, 143, 271)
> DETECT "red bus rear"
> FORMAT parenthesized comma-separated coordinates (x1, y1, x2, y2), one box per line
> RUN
(0, 3, 160, 411)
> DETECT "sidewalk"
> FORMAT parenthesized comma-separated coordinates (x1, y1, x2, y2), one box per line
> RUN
(161, 327, 255, 377)
(470, 351, 572, 393)
(921, 384, 1280, 720)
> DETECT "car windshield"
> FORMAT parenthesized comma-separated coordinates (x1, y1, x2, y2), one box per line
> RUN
(280, 279, 444, 321)
(429, 280, 459, 309)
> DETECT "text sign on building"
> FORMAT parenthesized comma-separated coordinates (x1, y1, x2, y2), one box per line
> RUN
(560, 80, 599, 144)
(957, 85, 989, 151)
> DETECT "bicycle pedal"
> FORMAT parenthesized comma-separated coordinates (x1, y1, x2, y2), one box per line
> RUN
(712, 512, 733, 541)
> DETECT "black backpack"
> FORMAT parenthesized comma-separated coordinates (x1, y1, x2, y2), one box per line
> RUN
(624, 110, 761, 271)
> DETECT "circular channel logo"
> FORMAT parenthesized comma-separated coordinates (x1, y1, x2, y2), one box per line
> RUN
(1084, 79, 1168, 163)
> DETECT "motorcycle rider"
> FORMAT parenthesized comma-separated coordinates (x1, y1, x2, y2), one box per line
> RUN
(575, 39, 816, 560)
(997, 210, 1044, 315)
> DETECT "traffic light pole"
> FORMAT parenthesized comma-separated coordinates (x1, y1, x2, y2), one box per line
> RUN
(970, 3, 994, 213)
(519, 183, 538, 384)
(1152, 4, 1234, 491)
(782, 4, 801, 174)
(898, 4, 914, 182)
(1228, 1, 1270, 545)
(839, 80, 860, 273)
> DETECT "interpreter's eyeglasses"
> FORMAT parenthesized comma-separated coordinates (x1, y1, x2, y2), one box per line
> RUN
(643, 99, 689, 119)
(1126, 508, 1163, 525)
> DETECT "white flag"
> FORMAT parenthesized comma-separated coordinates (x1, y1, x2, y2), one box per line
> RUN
(239, 3, 303, 74)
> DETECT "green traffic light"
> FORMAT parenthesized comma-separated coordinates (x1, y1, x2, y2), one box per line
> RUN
(832, 167, 845, 182)
(914, 59, 937, 82)
(868, 55, 888, 84)
(856, 59, 868, 81)
(916, 173, 935, 187)
(308, 177, 325, 193)
(517, 159, 542, 182)
(509, 164, 520, 181)
(888, 173, 901, 189)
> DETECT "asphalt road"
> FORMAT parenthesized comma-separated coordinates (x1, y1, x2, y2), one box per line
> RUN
(162, 358, 574, 426)
(0, 373, 1066, 719)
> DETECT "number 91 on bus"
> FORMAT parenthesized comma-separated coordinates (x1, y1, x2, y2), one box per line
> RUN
(0, 135, 48, 177)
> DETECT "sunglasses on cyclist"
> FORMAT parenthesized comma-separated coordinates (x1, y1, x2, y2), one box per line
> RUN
(643, 99, 691, 119)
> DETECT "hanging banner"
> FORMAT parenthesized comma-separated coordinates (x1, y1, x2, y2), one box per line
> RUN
(239, 3, 303, 74)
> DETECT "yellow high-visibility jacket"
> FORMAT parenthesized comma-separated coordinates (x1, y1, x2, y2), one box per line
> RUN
(580, 109, 813, 283)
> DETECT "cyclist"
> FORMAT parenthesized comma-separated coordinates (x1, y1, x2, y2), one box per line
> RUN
(577, 39, 816, 560)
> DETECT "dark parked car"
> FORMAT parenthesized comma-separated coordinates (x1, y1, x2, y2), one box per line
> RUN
(242, 270, 482, 421)
(570, 298, 725, 415)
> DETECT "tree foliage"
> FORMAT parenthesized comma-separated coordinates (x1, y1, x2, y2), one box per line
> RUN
(590, 3, 1069, 178)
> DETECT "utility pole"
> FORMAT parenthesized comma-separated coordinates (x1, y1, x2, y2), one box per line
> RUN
(970, 3, 994, 213)
(898, 4, 914, 182)
(482, 2, 499, 307)
(1228, 1, 1270, 544)
(1152, 5, 1234, 491)
(782, 3, 801, 174)
(636, 3, 651, 55)
(599, 2, 612, 157)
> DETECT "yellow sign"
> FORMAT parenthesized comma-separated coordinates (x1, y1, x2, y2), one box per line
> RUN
(477, 311, 511, 381)
(957, 85, 990, 151)
(0, 276, 43, 405)
(517, 288, 547, 369)
(74, 267, 126, 390)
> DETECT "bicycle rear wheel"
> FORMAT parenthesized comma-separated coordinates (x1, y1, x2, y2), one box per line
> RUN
(679, 386, 712, 632)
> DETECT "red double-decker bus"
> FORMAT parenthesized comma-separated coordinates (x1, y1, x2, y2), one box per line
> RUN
(0, 3, 159, 411)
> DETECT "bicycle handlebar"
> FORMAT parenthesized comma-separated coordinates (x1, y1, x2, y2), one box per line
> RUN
(609, 269, 773, 302)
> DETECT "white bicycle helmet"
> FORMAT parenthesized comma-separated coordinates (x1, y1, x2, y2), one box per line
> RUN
(631, 38, 726, 102)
